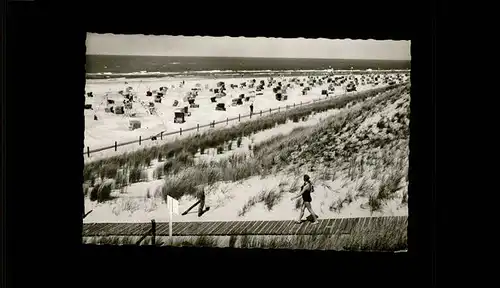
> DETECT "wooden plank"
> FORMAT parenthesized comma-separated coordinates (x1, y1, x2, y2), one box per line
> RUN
(232, 221, 253, 235)
(82, 224, 94, 235)
(338, 218, 352, 234)
(269, 221, 288, 235)
(281, 220, 300, 235)
(290, 221, 306, 235)
(265, 221, 285, 234)
(241, 221, 259, 235)
(304, 219, 323, 235)
(345, 217, 360, 234)
(334, 218, 346, 235)
(327, 218, 341, 235)
(88, 223, 103, 235)
(295, 221, 311, 235)
(338, 218, 350, 234)
(82, 224, 91, 234)
(252, 221, 267, 235)
(155, 223, 169, 235)
(271, 221, 288, 235)
(391, 216, 402, 232)
(274, 221, 290, 234)
(376, 217, 388, 236)
(226, 221, 247, 235)
(125, 224, 139, 235)
(370, 217, 381, 234)
(115, 223, 133, 235)
(195, 222, 213, 235)
(196, 222, 218, 235)
(222, 222, 241, 235)
(244, 221, 261, 235)
(258, 221, 278, 235)
(362, 217, 373, 234)
(214, 221, 234, 235)
(272, 221, 288, 234)
(276, 220, 295, 235)
(184, 222, 205, 235)
(177, 222, 196, 235)
(244, 220, 261, 234)
(358, 217, 370, 233)
(315, 219, 330, 235)
(373, 217, 384, 235)
(256, 221, 273, 235)
(107, 223, 125, 235)
(382, 217, 394, 232)
(121, 223, 139, 235)
(84, 223, 97, 235)
(205, 221, 226, 235)
(213, 221, 233, 235)
(137, 223, 152, 236)
(242, 221, 262, 235)
(172, 222, 189, 235)
(321, 219, 336, 235)
(97, 223, 113, 236)
(402, 216, 408, 228)
(130, 223, 146, 235)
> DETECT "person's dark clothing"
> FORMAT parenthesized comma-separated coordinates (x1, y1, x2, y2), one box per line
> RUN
(197, 189, 206, 216)
(301, 181, 312, 202)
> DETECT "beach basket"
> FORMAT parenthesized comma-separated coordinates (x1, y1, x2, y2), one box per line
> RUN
(129, 120, 141, 130)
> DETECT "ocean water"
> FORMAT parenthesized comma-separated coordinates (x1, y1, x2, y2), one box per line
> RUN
(86, 55, 411, 79)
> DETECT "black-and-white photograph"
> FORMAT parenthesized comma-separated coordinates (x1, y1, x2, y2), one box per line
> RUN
(82, 34, 410, 251)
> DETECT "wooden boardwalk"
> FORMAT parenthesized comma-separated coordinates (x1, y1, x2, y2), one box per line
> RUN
(82, 216, 407, 237)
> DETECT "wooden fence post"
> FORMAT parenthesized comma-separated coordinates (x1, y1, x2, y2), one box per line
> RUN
(227, 118, 229, 125)
(294, 103, 295, 108)
(180, 128, 182, 136)
(269, 108, 271, 114)
(160, 131, 163, 140)
(239, 114, 241, 122)
(278, 107, 280, 112)
(260, 110, 262, 116)
(114, 141, 117, 151)
(300, 101, 302, 106)
(151, 220, 156, 246)
(87, 147, 90, 157)
(197, 124, 199, 132)
(139, 136, 141, 145)
(213, 120, 215, 127)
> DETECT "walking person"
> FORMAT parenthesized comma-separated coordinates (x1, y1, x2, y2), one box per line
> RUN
(250, 103, 254, 117)
(197, 187, 207, 217)
(180, 186, 210, 217)
(291, 174, 319, 224)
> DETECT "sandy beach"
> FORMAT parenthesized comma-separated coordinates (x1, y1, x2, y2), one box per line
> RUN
(84, 71, 410, 224)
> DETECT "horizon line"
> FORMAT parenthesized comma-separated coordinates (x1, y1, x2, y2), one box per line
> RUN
(85, 54, 411, 61)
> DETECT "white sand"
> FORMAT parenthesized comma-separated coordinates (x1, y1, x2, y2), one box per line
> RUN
(83, 82, 410, 223)
(84, 73, 409, 162)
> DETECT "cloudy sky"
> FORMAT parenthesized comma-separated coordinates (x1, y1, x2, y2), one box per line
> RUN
(86, 33, 410, 60)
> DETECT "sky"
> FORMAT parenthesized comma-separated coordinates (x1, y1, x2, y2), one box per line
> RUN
(86, 33, 411, 60)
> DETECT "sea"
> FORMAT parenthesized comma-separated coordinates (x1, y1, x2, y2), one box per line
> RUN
(86, 55, 411, 80)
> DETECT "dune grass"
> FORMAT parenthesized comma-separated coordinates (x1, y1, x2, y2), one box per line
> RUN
(84, 84, 410, 208)
(83, 85, 404, 184)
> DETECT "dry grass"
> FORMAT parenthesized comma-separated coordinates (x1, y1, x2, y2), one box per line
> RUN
(89, 181, 114, 203)
(238, 188, 284, 216)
